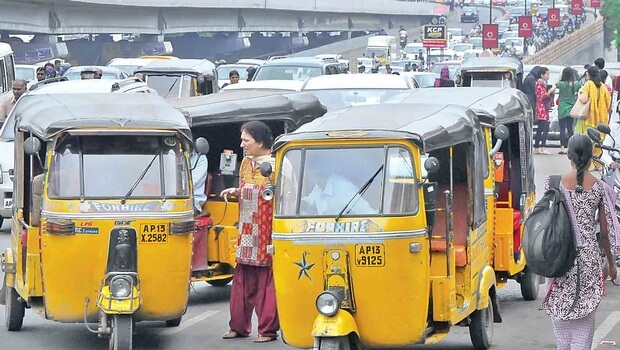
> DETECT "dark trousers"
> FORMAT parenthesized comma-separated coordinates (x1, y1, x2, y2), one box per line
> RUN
(535, 120, 550, 148)
(558, 117, 574, 148)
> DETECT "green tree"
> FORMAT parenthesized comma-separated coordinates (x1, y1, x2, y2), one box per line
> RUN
(602, 0, 620, 48)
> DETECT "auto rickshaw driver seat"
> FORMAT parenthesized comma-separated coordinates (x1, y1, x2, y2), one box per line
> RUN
(31, 174, 44, 227)
(430, 182, 469, 267)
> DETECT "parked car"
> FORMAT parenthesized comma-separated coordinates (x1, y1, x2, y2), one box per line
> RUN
(251, 57, 344, 82)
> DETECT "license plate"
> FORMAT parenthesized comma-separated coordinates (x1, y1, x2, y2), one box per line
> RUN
(3, 198, 12, 209)
(139, 223, 168, 244)
(354, 244, 385, 267)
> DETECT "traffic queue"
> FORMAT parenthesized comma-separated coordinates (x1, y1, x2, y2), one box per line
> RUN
(0, 17, 619, 350)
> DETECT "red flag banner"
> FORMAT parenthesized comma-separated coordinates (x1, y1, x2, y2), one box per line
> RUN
(548, 8, 560, 27)
(518, 16, 532, 37)
(571, 0, 583, 15)
(591, 0, 600, 8)
(482, 24, 498, 49)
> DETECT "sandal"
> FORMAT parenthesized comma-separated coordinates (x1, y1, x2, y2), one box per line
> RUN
(223, 330, 249, 339)
(253, 335, 278, 343)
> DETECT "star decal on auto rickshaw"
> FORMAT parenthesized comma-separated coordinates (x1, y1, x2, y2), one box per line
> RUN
(294, 251, 315, 281)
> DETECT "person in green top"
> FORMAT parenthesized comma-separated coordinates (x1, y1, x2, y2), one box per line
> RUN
(556, 67, 582, 154)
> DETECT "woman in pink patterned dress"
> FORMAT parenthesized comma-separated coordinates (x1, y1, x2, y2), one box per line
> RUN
(540, 134, 619, 349)
(534, 66, 557, 155)
(221, 121, 279, 343)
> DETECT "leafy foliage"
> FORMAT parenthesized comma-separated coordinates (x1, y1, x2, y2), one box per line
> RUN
(602, 0, 620, 47)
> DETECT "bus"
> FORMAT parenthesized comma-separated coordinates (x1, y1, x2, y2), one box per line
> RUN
(0, 43, 16, 105)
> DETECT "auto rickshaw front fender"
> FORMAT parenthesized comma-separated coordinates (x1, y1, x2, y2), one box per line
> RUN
(312, 310, 359, 338)
(476, 265, 502, 323)
(1, 248, 16, 287)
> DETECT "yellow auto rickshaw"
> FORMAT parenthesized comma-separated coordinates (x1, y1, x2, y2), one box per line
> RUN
(458, 57, 524, 89)
(135, 59, 219, 98)
(170, 90, 327, 286)
(260, 102, 507, 349)
(387, 87, 541, 300)
(0, 90, 208, 350)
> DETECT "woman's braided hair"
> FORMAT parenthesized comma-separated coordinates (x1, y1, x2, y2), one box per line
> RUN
(567, 134, 593, 193)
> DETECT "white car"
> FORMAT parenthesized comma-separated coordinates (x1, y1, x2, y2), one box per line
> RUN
(15, 64, 40, 88)
(451, 43, 474, 60)
(216, 64, 253, 88)
(300, 74, 415, 110)
(401, 72, 441, 88)
(499, 30, 519, 46)
(219, 80, 304, 92)
(0, 78, 155, 226)
(106, 57, 158, 75)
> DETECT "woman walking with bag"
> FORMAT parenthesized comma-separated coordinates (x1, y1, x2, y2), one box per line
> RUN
(574, 66, 611, 136)
(534, 67, 556, 154)
(556, 67, 581, 155)
(541, 135, 619, 349)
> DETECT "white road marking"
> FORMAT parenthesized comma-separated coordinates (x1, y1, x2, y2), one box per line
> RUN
(592, 311, 620, 350)
(161, 310, 220, 336)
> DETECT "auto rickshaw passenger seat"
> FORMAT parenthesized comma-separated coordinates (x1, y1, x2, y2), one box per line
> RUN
(205, 173, 213, 197)
(430, 182, 468, 267)
(31, 174, 44, 227)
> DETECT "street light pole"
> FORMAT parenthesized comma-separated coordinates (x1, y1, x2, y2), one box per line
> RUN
(525, 0, 527, 16)
(490, 0, 493, 24)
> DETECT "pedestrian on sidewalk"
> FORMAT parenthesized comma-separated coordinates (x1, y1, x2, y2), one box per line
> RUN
(534, 67, 556, 154)
(221, 121, 280, 343)
(540, 134, 619, 350)
(555, 67, 581, 154)
(574, 66, 611, 144)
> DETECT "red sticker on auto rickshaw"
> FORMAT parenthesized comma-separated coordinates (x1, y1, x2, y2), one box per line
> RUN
(355, 244, 385, 267)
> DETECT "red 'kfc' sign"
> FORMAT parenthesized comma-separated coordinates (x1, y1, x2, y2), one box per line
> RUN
(548, 8, 560, 27)
(483, 24, 498, 49)
(571, 0, 583, 15)
(518, 16, 532, 37)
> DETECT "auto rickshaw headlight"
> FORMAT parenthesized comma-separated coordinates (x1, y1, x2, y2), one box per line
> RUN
(110, 276, 132, 298)
(316, 291, 340, 317)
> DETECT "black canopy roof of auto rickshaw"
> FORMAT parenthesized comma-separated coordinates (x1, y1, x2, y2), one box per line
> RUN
(170, 90, 327, 129)
(134, 59, 217, 79)
(387, 87, 532, 125)
(459, 56, 523, 73)
(13, 93, 191, 141)
(273, 103, 481, 153)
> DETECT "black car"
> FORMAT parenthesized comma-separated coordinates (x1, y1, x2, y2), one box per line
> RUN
(461, 7, 479, 23)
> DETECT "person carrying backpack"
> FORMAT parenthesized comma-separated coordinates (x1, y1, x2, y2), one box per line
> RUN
(538, 135, 619, 349)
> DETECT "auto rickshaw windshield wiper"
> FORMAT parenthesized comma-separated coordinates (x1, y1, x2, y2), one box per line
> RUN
(335, 165, 384, 222)
(120, 153, 159, 204)
(163, 78, 179, 99)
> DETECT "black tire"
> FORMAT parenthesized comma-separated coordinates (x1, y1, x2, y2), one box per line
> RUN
(165, 317, 182, 327)
(109, 315, 133, 350)
(206, 277, 233, 287)
(318, 337, 351, 350)
(469, 299, 493, 350)
(5, 278, 25, 332)
(520, 267, 540, 301)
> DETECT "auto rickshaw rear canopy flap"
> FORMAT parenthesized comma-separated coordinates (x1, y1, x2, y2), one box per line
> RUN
(14, 93, 191, 141)
(171, 90, 327, 129)
(459, 56, 523, 73)
(273, 103, 481, 153)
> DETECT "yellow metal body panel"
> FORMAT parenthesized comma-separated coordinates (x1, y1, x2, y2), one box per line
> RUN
(3, 247, 15, 287)
(204, 200, 239, 266)
(312, 311, 359, 338)
(97, 286, 141, 314)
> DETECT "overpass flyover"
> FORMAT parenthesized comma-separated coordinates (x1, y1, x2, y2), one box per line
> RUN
(0, 0, 448, 65)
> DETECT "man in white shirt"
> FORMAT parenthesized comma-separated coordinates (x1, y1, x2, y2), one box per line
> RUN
(301, 174, 377, 216)
(1, 79, 26, 122)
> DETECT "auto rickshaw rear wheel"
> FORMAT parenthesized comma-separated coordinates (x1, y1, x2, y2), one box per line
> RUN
(165, 317, 182, 327)
(469, 297, 493, 350)
(109, 315, 133, 350)
(4, 279, 25, 332)
(318, 336, 352, 350)
(206, 277, 233, 287)
(520, 266, 540, 301)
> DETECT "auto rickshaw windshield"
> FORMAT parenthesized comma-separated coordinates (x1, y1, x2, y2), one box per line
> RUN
(48, 135, 190, 199)
(364, 48, 388, 58)
(147, 75, 194, 98)
(276, 146, 418, 217)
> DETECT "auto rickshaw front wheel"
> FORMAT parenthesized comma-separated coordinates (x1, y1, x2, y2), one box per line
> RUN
(165, 317, 182, 327)
(318, 336, 352, 350)
(519, 266, 540, 301)
(4, 279, 25, 331)
(109, 315, 133, 350)
(469, 298, 493, 350)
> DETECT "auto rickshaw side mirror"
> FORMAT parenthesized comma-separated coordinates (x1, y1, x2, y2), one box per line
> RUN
(597, 123, 611, 135)
(587, 127, 602, 144)
(494, 124, 509, 141)
(422, 182, 439, 231)
(259, 162, 273, 178)
(424, 157, 440, 174)
(194, 137, 210, 155)
(24, 137, 42, 155)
